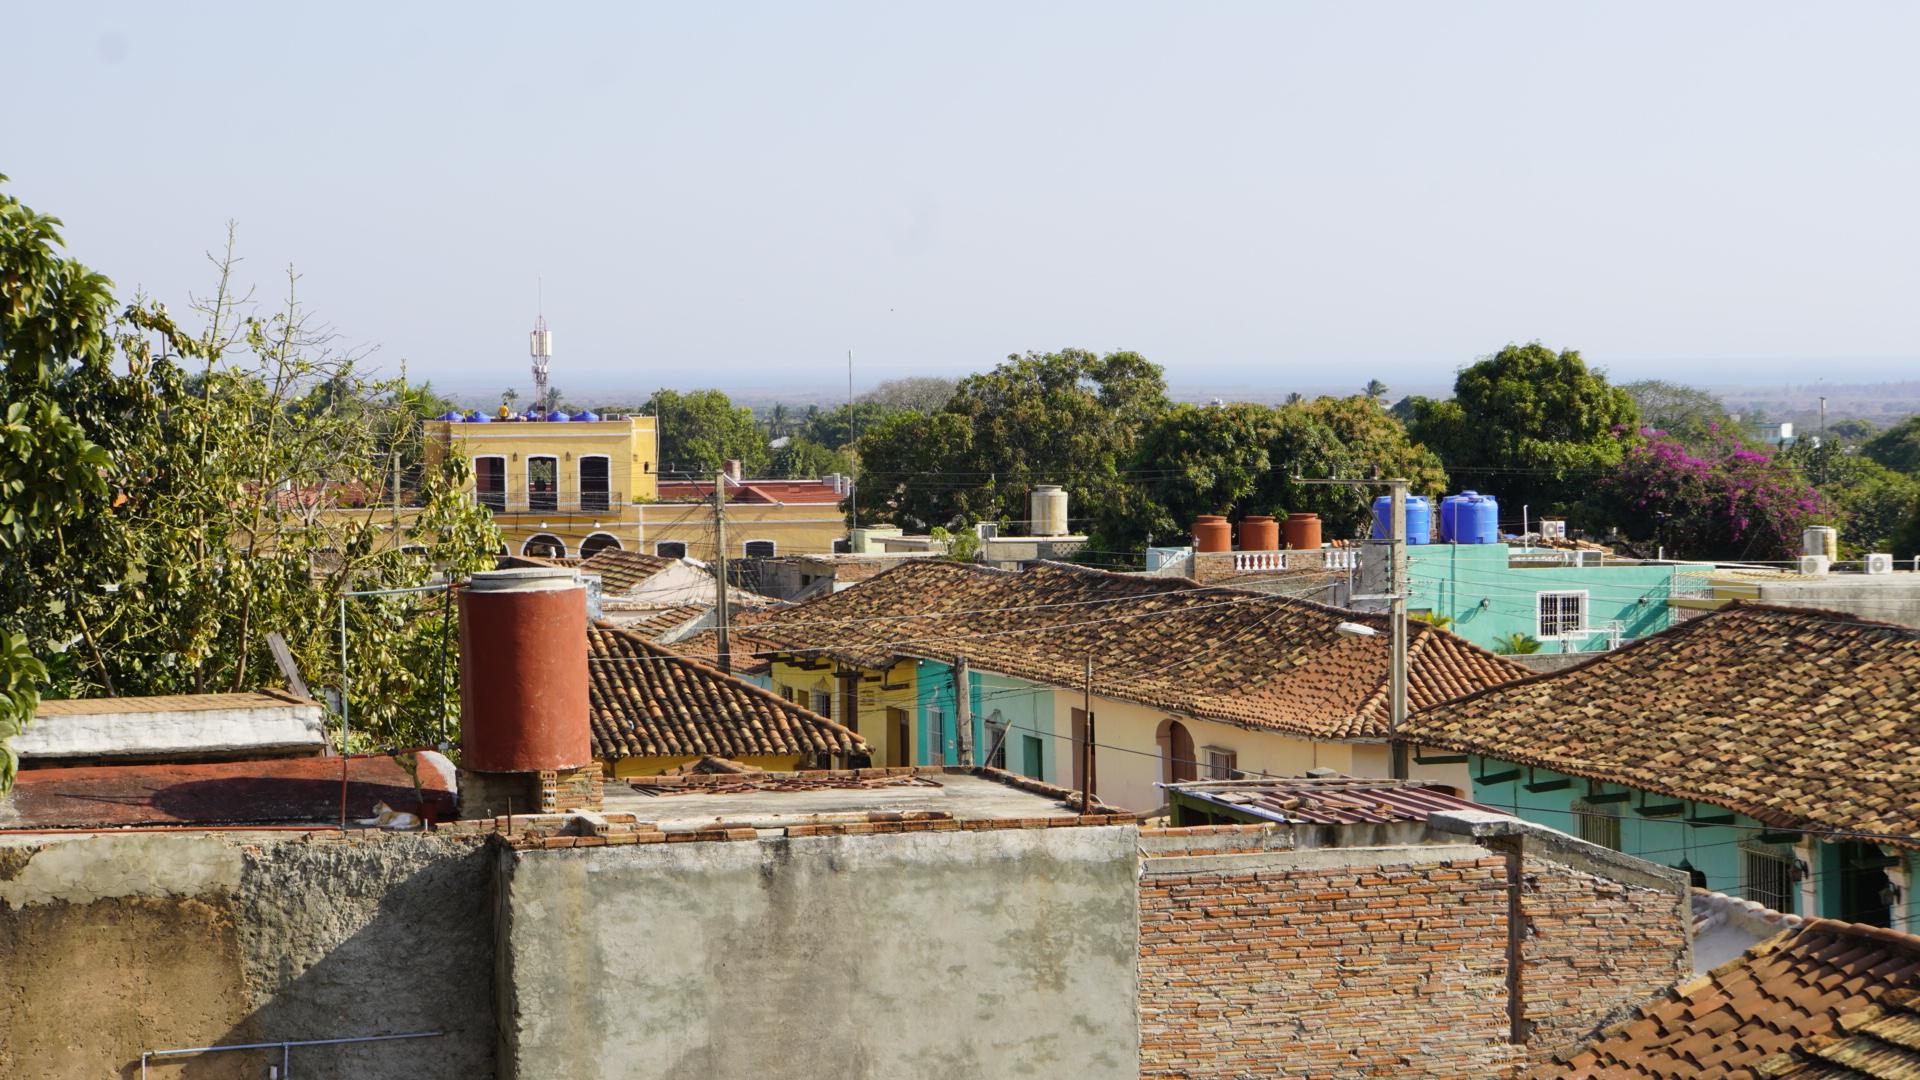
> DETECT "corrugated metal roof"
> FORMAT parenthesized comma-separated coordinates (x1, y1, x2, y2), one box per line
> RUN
(1162, 777, 1492, 825)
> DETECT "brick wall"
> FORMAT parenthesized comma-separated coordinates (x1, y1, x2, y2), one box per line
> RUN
(1517, 850, 1693, 1066)
(1140, 845, 1523, 1078)
(1137, 825, 1691, 1079)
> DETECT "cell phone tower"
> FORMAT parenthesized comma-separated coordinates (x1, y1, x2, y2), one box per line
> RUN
(529, 313, 552, 413)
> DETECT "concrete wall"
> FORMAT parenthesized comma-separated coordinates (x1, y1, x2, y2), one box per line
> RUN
(495, 825, 1141, 1080)
(0, 832, 495, 1080)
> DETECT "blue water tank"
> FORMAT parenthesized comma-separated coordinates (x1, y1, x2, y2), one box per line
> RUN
(1440, 491, 1500, 544)
(1370, 495, 1433, 544)
(437, 410, 465, 422)
(466, 411, 492, 423)
(570, 410, 600, 422)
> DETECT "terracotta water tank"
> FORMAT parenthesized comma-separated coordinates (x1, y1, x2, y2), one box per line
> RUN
(1238, 515, 1279, 552)
(1193, 515, 1231, 553)
(1284, 512, 1323, 550)
(458, 568, 592, 773)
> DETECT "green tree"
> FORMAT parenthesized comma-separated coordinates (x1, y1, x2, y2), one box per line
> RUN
(800, 400, 896, 450)
(857, 348, 1169, 533)
(1, 195, 501, 764)
(0, 180, 119, 789)
(863, 376, 956, 413)
(765, 402, 792, 440)
(648, 388, 768, 478)
(768, 436, 851, 480)
(1493, 632, 1542, 655)
(1363, 379, 1388, 403)
(1863, 417, 1920, 475)
(1408, 342, 1639, 517)
(1786, 441, 1919, 555)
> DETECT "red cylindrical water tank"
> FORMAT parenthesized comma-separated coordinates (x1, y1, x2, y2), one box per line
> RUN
(1284, 512, 1323, 550)
(458, 568, 592, 772)
(1238, 515, 1279, 551)
(1193, 515, 1231, 553)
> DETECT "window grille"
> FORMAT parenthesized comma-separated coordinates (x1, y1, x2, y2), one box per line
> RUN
(1571, 798, 1621, 850)
(1742, 842, 1797, 914)
(1537, 591, 1588, 638)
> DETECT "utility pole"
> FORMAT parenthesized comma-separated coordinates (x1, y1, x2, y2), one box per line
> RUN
(954, 656, 973, 766)
(1297, 474, 1412, 779)
(1819, 395, 1829, 485)
(713, 471, 731, 673)
(847, 350, 859, 533)
(1080, 654, 1097, 812)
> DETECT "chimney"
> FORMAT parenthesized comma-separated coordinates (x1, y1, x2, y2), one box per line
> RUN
(456, 568, 600, 818)
(724, 458, 743, 483)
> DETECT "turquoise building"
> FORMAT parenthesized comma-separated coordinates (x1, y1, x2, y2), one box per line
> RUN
(912, 659, 1058, 782)
(1402, 543, 1677, 653)
(1447, 752, 1919, 930)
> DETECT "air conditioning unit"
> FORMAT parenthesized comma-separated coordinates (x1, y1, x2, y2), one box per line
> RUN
(1798, 554, 1830, 576)
(1539, 518, 1568, 540)
(974, 522, 999, 541)
(1866, 552, 1894, 575)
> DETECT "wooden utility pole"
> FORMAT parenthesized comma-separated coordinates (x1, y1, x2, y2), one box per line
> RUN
(1080, 654, 1097, 813)
(713, 471, 731, 673)
(1297, 474, 1412, 779)
(954, 656, 973, 766)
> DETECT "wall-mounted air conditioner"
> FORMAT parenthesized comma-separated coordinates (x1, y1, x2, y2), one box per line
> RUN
(1866, 552, 1894, 575)
(974, 522, 999, 541)
(1797, 554, 1830, 576)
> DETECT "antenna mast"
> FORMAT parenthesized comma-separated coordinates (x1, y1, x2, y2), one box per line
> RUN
(529, 289, 552, 413)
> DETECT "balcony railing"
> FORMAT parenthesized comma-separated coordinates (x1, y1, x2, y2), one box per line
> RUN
(475, 490, 622, 514)
(1219, 547, 1358, 573)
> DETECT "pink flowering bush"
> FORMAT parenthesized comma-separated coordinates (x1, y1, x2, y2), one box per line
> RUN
(1601, 426, 1829, 560)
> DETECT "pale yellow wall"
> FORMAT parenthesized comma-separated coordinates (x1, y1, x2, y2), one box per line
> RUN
(1049, 692, 1383, 814)
(609, 754, 804, 778)
(769, 658, 916, 767)
(425, 416, 659, 558)
(643, 503, 848, 561)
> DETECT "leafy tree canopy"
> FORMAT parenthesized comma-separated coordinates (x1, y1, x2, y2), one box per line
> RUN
(1862, 416, 1920, 475)
(648, 388, 768, 479)
(1596, 427, 1827, 560)
(1408, 342, 1640, 516)
(857, 348, 1168, 532)
(862, 376, 956, 413)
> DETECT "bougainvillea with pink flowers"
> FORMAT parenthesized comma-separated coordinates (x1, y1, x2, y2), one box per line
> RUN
(1600, 425, 1830, 560)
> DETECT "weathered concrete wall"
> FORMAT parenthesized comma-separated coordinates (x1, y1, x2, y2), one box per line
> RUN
(496, 825, 1140, 1080)
(0, 831, 495, 1080)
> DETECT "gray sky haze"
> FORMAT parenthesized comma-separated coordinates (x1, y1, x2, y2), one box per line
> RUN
(10, 2, 1917, 394)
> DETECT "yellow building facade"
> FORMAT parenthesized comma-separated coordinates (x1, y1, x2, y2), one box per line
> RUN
(426, 415, 660, 559)
(767, 657, 917, 769)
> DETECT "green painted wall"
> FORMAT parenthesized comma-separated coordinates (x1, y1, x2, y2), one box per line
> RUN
(1407, 544, 1676, 653)
(913, 661, 1056, 782)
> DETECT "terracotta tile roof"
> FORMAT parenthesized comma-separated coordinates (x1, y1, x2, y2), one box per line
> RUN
(577, 548, 679, 591)
(1550, 920, 1920, 1079)
(1405, 603, 1920, 847)
(586, 626, 867, 761)
(713, 560, 1526, 740)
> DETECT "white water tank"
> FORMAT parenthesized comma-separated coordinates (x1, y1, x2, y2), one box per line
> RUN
(1029, 484, 1069, 536)
(1802, 526, 1838, 561)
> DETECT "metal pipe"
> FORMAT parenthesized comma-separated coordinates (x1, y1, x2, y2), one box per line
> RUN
(142, 1030, 442, 1078)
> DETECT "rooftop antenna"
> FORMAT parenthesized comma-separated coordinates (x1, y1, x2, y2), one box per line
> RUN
(529, 282, 552, 414)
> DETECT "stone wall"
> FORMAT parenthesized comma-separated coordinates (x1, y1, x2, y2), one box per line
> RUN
(1136, 821, 1692, 1079)
(0, 831, 495, 1080)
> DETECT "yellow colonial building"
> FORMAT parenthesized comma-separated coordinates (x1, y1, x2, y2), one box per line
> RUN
(427, 414, 851, 561)
(426, 413, 660, 559)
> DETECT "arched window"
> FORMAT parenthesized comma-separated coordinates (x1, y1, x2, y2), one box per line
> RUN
(523, 533, 567, 558)
(654, 541, 688, 559)
(743, 540, 776, 558)
(580, 532, 622, 557)
(1156, 718, 1197, 785)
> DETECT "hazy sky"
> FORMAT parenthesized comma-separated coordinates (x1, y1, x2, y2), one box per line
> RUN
(10, 2, 1917, 394)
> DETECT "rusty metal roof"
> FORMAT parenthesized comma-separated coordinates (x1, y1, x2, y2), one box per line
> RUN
(1162, 776, 1493, 825)
(1, 753, 456, 830)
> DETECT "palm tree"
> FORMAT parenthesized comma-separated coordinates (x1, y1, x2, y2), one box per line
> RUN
(1493, 632, 1542, 655)
(1284, 392, 1305, 406)
(1363, 379, 1388, 403)
(502, 388, 519, 410)
(768, 402, 791, 439)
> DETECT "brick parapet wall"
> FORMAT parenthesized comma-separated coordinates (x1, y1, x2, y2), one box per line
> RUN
(1516, 850, 1694, 1068)
(1140, 846, 1523, 1078)
(1138, 826, 1693, 1079)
